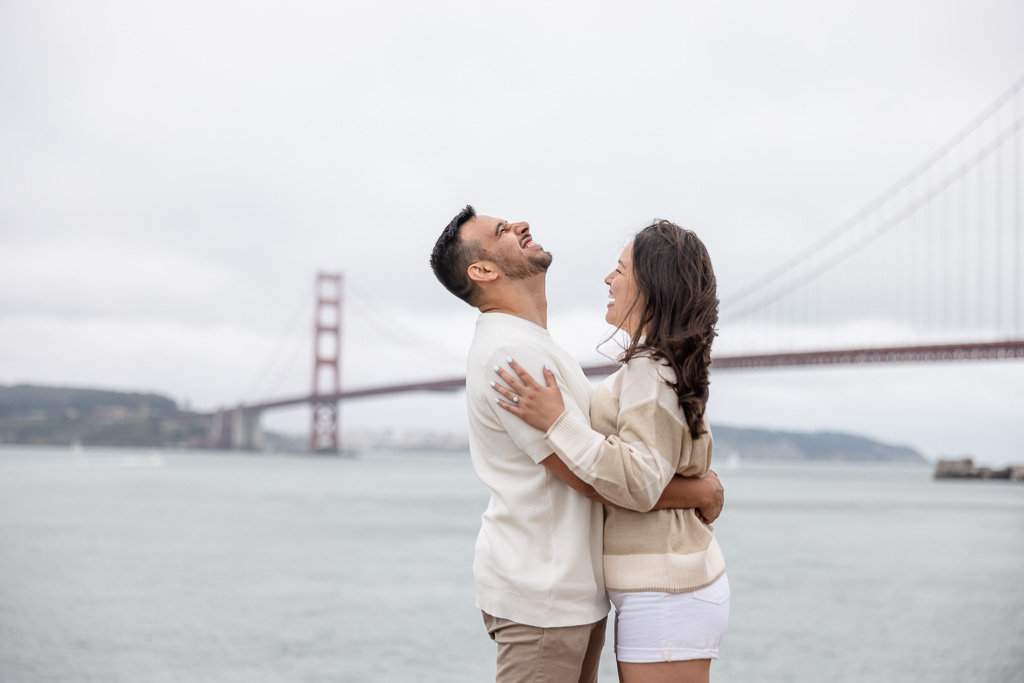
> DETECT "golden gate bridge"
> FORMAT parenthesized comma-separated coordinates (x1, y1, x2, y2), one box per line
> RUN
(209, 76, 1024, 452)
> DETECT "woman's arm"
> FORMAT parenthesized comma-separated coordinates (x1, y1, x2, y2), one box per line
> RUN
(492, 358, 702, 513)
(540, 454, 723, 523)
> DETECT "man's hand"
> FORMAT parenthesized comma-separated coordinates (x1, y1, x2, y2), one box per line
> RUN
(695, 470, 724, 524)
(651, 471, 725, 523)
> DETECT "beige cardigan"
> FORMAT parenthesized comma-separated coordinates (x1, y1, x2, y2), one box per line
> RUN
(544, 355, 726, 593)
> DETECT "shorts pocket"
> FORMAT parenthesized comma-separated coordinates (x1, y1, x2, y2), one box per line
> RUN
(691, 574, 730, 605)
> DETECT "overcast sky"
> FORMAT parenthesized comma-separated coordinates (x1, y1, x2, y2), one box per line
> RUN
(2, 0, 1023, 465)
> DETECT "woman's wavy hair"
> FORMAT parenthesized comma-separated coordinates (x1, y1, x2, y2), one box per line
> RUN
(620, 220, 719, 439)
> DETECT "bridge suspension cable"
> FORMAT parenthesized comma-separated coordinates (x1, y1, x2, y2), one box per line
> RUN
(718, 74, 1024, 355)
(726, 112, 1024, 322)
(344, 279, 466, 370)
(725, 73, 1024, 313)
(243, 284, 313, 402)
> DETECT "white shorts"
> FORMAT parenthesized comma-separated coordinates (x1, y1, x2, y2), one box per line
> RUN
(609, 573, 730, 663)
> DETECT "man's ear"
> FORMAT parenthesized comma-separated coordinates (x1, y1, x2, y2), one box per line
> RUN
(467, 261, 499, 284)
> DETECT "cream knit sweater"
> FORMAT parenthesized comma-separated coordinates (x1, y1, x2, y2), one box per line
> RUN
(544, 355, 726, 593)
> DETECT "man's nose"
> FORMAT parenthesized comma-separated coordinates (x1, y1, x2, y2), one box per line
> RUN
(513, 221, 530, 235)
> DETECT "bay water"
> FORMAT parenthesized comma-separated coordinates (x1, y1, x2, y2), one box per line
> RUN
(1, 446, 1021, 682)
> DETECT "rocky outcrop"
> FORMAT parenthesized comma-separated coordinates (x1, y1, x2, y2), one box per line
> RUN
(934, 457, 1024, 480)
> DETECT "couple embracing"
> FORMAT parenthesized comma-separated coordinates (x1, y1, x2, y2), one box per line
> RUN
(430, 207, 729, 683)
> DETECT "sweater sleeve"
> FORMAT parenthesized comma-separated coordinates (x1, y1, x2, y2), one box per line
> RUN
(543, 357, 692, 512)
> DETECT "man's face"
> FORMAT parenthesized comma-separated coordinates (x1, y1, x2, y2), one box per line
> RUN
(460, 214, 552, 279)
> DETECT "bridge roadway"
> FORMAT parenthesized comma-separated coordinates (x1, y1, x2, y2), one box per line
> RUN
(234, 340, 1024, 413)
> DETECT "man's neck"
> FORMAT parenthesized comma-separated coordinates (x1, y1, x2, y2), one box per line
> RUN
(478, 276, 548, 328)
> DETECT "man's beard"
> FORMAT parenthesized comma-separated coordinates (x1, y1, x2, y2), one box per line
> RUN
(490, 249, 553, 280)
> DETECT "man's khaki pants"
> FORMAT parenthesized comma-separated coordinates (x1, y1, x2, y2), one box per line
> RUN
(482, 612, 608, 683)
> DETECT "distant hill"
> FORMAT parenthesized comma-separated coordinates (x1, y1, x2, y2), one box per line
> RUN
(0, 384, 177, 416)
(0, 384, 204, 448)
(710, 425, 927, 464)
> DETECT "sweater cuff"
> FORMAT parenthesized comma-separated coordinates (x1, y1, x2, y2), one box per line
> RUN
(544, 410, 604, 480)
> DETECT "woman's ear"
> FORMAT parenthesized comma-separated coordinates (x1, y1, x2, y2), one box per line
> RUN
(468, 261, 499, 284)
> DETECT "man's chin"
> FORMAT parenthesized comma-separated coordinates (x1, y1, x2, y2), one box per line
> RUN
(531, 250, 553, 270)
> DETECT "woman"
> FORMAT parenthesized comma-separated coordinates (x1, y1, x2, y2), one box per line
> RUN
(491, 220, 728, 683)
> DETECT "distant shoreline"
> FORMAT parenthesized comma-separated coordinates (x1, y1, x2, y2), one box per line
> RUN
(0, 382, 957, 467)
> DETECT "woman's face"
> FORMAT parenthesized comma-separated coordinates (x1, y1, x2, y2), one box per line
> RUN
(604, 241, 644, 334)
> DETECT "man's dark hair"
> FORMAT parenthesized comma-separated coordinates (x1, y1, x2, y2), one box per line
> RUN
(430, 205, 484, 306)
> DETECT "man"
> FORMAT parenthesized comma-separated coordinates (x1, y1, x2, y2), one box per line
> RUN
(429, 206, 723, 683)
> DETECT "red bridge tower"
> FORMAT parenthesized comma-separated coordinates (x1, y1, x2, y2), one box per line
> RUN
(311, 273, 342, 452)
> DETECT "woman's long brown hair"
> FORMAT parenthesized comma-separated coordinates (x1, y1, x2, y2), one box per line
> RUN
(620, 220, 719, 439)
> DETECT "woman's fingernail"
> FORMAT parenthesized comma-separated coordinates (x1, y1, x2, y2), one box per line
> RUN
(545, 363, 552, 371)
(493, 365, 499, 372)
(489, 381, 495, 387)
(494, 398, 501, 404)
(506, 356, 512, 363)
